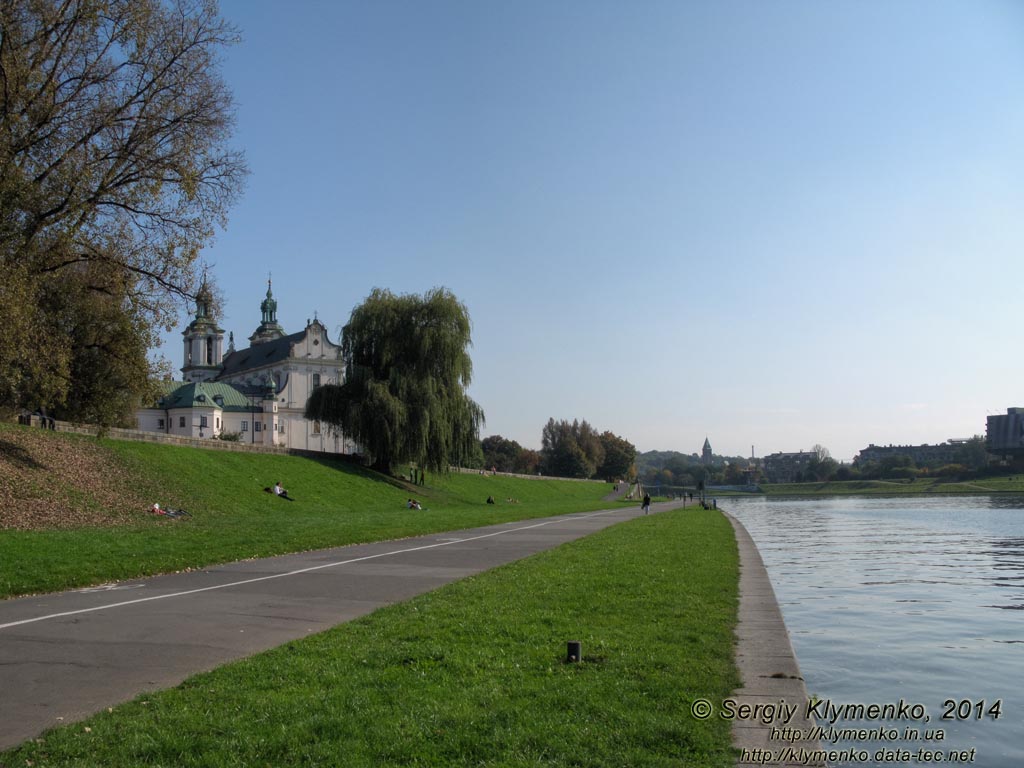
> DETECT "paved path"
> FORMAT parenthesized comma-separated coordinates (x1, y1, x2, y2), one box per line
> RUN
(0, 502, 673, 750)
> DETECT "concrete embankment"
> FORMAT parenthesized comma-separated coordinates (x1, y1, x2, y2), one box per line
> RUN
(724, 511, 826, 767)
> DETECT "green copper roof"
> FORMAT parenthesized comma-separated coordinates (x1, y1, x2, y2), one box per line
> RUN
(152, 381, 259, 412)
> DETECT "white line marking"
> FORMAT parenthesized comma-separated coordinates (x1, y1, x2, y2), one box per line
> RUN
(0, 510, 621, 631)
(76, 584, 144, 594)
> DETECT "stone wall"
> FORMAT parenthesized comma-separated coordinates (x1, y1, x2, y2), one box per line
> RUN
(448, 466, 607, 484)
(16, 415, 318, 457)
(13, 416, 607, 478)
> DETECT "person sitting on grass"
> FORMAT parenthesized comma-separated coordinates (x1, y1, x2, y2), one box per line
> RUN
(407, 498, 422, 510)
(486, 495, 495, 505)
(274, 481, 294, 501)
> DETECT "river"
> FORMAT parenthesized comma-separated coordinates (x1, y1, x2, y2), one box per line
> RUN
(724, 495, 1024, 767)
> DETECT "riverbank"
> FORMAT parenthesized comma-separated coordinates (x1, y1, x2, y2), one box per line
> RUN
(729, 476, 1024, 498)
(725, 495, 1024, 767)
(1, 509, 740, 766)
(0, 423, 620, 598)
(725, 511, 824, 767)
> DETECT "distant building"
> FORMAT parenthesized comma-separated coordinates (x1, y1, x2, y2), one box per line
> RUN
(135, 280, 349, 453)
(702, 437, 713, 466)
(854, 440, 969, 468)
(762, 451, 814, 483)
(986, 408, 1024, 459)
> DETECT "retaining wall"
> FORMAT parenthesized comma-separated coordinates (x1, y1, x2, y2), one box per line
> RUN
(13, 415, 346, 460)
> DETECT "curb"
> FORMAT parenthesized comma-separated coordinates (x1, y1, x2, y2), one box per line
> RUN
(723, 511, 826, 767)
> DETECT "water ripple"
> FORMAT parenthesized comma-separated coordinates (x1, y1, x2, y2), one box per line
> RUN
(726, 496, 1024, 767)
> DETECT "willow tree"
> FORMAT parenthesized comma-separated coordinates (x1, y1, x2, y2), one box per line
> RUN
(306, 288, 484, 475)
(0, 0, 246, 422)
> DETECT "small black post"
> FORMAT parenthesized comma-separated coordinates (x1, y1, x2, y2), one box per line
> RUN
(566, 640, 581, 663)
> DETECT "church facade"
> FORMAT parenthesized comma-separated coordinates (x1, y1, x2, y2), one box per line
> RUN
(135, 281, 350, 453)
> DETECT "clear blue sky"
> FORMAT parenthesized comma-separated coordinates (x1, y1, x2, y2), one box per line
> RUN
(160, 0, 1024, 462)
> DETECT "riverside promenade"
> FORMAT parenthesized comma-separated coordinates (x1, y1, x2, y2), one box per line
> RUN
(725, 511, 825, 767)
(0, 502, 659, 750)
(1, 501, 820, 764)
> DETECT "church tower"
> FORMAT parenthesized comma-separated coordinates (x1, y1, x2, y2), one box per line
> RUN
(181, 282, 225, 382)
(248, 278, 286, 345)
(702, 437, 713, 466)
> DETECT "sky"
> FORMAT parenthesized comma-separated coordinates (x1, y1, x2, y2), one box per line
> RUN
(158, 0, 1024, 462)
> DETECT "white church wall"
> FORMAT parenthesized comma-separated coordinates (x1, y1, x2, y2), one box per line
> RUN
(136, 286, 351, 454)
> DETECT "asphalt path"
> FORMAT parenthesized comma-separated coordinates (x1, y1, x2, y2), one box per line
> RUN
(0, 500, 681, 750)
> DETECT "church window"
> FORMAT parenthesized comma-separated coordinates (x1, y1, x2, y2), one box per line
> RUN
(200, 415, 208, 428)
(312, 373, 321, 390)
(179, 416, 185, 428)
(279, 422, 285, 433)
(216, 417, 220, 429)
(254, 422, 261, 433)
(241, 421, 248, 432)
(206, 337, 213, 364)
(313, 421, 321, 435)
(158, 419, 165, 429)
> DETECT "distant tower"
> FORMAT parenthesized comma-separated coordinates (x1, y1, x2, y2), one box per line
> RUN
(702, 437, 713, 466)
(248, 278, 286, 345)
(181, 281, 224, 382)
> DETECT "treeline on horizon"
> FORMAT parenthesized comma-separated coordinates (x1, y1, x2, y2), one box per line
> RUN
(637, 450, 753, 489)
(474, 419, 636, 481)
(637, 438, 993, 488)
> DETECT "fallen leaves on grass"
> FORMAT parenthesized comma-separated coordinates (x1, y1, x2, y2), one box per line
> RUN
(0, 427, 147, 530)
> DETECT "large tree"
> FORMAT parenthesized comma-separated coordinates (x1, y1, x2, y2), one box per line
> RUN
(596, 430, 636, 481)
(954, 436, 990, 471)
(305, 287, 484, 475)
(540, 418, 606, 479)
(0, 0, 245, 422)
(482, 435, 523, 473)
(481, 435, 542, 475)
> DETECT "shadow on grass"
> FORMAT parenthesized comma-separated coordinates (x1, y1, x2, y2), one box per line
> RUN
(300, 453, 422, 494)
(0, 439, 47, 470)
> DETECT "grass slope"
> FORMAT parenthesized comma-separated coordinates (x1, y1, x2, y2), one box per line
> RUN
(2, 509, 739, 767)
(0, 424, 616, 599)
(0, 425, 147, 529)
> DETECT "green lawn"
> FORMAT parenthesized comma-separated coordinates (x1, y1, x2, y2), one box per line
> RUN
(0, 431, 619, 598)
(2, 509, 739, 767)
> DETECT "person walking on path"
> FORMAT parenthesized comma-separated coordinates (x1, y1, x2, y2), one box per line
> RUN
(642, 492, 651, 515)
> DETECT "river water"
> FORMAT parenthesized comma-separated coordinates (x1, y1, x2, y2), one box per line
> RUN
(724, 496, 1024, 767)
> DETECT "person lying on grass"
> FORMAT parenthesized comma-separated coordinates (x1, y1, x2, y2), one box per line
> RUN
(149, 503, 190, 518)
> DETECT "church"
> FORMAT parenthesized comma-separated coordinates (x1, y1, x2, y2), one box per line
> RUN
(135, 281, 349, 453)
